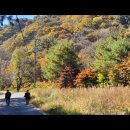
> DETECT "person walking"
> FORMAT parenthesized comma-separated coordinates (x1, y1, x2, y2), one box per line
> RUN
(24, 90, 31, 105)
(5, 90, 11, 106)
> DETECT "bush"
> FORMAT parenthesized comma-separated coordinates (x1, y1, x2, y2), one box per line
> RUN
(57, 66, 80, 88)
(107, 54, 130, 86)
(36, 81, 55, 88)
(97, 72, 108, 87)
(92, 16, 103, 28)
(114, 58, 130, 86)
(74, 69, 98, 88)
(108, 69, 118, 85)
(86, 31, 100, 42)
(100, 22, 107, 28)
(112, 21, 119, 26)
(124, 30, 130, 38)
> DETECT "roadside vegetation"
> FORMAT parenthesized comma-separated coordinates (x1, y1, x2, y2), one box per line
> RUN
(30, 86, 130, 115)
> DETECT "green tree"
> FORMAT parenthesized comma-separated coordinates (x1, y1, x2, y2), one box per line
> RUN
(10, 47, 34, 91)
(91, 36, 130, 71)
(44, 39, 80, 81)
(97, 72, 108, 87)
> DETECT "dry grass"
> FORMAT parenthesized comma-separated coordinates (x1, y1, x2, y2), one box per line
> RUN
(30, 86, 130, 115)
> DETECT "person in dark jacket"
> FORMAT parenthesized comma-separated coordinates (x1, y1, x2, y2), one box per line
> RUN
(24, 90, 31, 105)
(5, 90, 11, 106)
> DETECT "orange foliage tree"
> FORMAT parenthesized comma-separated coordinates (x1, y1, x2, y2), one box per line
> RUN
(115, 57, 130, 85)
(57, 66, 80, 88)
(74, 69, 98, 88)
(108, 53, 130, 86)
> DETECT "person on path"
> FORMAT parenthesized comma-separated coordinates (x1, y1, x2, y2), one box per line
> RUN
(24, 90, 31, 105)
(5, 90, 11, 106)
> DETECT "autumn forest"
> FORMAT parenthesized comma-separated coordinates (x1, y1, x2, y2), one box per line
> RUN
(0, 15, 130, 114)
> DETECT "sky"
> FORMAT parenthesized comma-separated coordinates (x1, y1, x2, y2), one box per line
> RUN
(3, 15, 36, 25)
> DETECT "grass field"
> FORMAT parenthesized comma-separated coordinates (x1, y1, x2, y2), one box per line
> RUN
(30, 86, 130, 115)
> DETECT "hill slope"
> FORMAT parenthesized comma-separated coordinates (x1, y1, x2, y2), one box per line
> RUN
(0, 15, 130, 90)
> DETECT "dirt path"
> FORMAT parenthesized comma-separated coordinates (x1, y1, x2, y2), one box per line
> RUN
(0, 91, 47, 115)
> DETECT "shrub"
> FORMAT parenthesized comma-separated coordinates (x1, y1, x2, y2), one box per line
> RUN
(124, 30, 130, 38)
(108, 54, 130, 86)
(92, 16, 103, 28)
(100, 22, 107, 28)
(114, 58, 130, 86)
(97, 72, 108, 87)
(74, 69, 98, 88)
(57, 66, 80, 88)
(108, 69, 118, 85)
(36, 81, 55, 88)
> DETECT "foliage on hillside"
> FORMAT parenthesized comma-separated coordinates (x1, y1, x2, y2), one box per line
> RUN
(0, 15, 130, 90)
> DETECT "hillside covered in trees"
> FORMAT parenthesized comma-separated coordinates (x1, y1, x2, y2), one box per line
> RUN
(0, 15, 130, 91)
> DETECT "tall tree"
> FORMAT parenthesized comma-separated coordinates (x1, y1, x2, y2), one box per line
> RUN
(91, 36, 130, 71)
(44, 39, 81, 81)
(10, 47, 34, 91)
